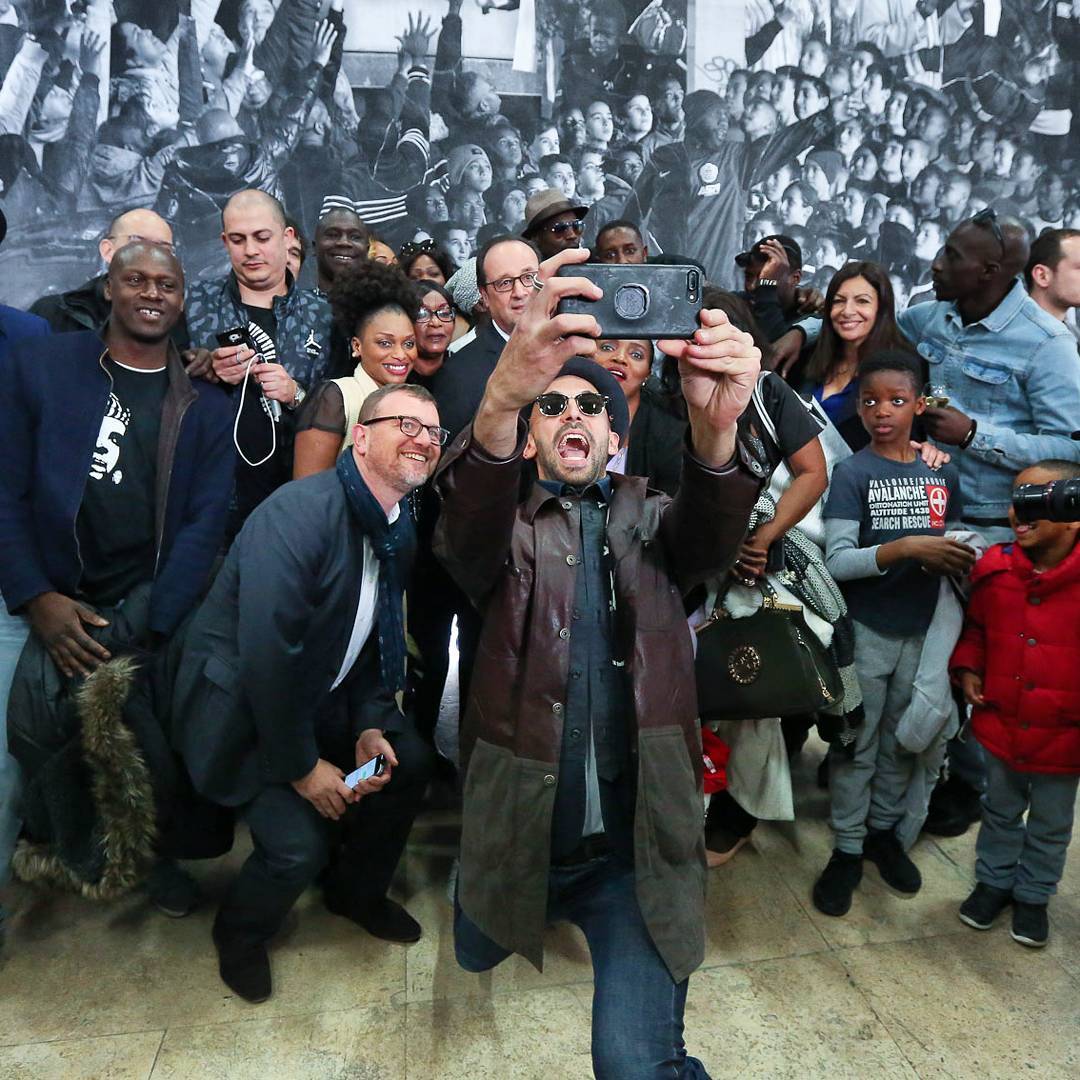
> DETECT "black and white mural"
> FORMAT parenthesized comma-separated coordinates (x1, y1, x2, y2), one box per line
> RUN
(0, 0, 1076, 306)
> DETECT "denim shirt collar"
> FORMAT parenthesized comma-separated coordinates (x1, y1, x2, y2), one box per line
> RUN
(943, 277, 1027, 334)
(537, 476, 613, 502)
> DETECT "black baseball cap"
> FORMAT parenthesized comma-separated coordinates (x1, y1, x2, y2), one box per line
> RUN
(734, 233, 803, 270)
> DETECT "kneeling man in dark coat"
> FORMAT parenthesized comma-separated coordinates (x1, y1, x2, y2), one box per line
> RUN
(173, 382, 442, 1002)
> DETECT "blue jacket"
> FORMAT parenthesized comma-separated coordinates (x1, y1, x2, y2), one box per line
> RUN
(0, 303, 49, 362)
(0, 330, 236, 635)
(898, 280, 1080, 520)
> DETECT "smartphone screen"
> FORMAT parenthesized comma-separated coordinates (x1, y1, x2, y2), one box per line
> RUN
(344, 754, 385, 789)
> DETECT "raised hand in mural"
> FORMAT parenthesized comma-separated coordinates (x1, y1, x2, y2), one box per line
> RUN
(396, 11, 436, 66)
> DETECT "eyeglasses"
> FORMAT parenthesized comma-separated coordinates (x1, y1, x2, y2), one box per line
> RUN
(361, 414, 449, 445)
(545, 219, 584, 237)
(484, 270, 539, 293)
(416, 304, 455, 323)
(107, 233, 175, 252)
(400, 239, 436, 259)
(971, 206, 1005, 256)
(534, 391, 610, 417)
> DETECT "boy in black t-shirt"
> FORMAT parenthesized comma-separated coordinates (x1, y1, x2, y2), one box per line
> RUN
(813, 351, 976, 917)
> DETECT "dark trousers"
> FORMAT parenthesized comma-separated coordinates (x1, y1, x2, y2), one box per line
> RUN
(409, 557, 479, 745)
(454, 856, 710, 1080)
(215, 726, 434, 950)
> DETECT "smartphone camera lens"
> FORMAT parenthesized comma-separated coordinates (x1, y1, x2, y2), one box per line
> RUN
(614, 283, 649, 320)
(686, 270, 699, 301)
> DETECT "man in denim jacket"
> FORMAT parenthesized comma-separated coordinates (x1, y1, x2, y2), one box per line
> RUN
(898, 213, 1080, 544)
(897, 211, 1080, 828)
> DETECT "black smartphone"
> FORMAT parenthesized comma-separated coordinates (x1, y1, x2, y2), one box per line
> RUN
(554, 263, 703, 339)
(215, 325, 251, 350)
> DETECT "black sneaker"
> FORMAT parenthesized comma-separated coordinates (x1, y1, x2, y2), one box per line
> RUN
(958, 883, 1012, 930)
(1011, 901, 1049, 948)
(864, 828, 922, 894)
(812, 850, 863, 917)
(146, 857, 202, 918)
(212, 920, 272, 1003)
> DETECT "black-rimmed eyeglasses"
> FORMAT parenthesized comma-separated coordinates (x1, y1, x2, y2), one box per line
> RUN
(534, 391, 610, 417)
(484, 270, 540, 293)
(361, 415, 449, 445)
(971, 206, 1005, 256)
(416, 304, 455, 324)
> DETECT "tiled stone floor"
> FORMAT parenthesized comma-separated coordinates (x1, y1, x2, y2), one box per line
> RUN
(2, 739, 1077, 1079)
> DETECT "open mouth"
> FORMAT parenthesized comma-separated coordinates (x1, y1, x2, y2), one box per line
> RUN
(137, 307, 163, 321)
(556, 430, 592, 461)
(402, 451, 429, 464)
(331, 251, 356, 262)
(383, 362, 410, 378)
(605, 365, 628, 382)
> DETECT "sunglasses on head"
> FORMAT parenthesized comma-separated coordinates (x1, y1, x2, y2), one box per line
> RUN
(534, 391, 610, 417)
(400, 239, 437, 259)
(971, 206, 1005, 256)
(546, 219, 584, 237)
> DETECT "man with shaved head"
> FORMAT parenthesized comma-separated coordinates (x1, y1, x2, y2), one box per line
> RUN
(29, 208, 175, 334)
(185, 189, 335, 536)
(893, 211, 1080, 835)
(0, 242, 235, 931)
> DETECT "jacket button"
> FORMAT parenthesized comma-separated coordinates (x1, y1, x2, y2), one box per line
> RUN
(543, 773, 556, 786)
(570, 728, 581, 739)
(559, 627, 570, 639)
(1029, 596, 1041, 605)
(552, 702, 563, 714)
(1027, 638, 1037, 646)
(561, 500, 573, 510)
(566, 554, 579, 565)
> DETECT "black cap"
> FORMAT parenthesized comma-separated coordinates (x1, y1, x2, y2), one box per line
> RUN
(734, 233, 802, 270)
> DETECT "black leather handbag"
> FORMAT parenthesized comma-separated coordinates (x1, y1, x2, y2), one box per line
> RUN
(694, 589, 842, 723)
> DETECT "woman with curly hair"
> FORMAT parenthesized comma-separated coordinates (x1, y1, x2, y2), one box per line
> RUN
(293, 261, 419, 478)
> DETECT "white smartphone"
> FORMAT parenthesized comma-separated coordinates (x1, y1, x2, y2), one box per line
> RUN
(344, 754, 386, 789)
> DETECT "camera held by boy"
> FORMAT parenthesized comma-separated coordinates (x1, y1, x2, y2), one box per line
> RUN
(951, 460, 1080, 948)
(814, 351, 976, 917)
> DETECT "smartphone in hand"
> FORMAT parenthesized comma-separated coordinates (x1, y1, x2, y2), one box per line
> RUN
(344, 754, 387, 789)
(555, 263, 703, 339)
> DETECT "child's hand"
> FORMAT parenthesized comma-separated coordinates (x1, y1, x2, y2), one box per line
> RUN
(959, 670, 985, 707)
(904, 535, 976, 576)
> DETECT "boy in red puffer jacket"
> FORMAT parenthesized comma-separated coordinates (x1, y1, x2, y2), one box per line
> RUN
(951, 460, 1080, 949)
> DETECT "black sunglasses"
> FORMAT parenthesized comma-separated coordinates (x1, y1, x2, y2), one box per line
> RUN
(546, 219, 584, 237)
(534, 391, 610, 417)
(971, 206, 1005, 257)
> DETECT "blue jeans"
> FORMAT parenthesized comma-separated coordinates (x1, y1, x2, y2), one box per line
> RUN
(976, 752, 1080, 904)
(0, 597, 31, 890)
(455, 855, 710, 1080)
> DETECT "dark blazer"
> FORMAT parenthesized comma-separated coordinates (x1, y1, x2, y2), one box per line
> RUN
(0, 304, 49, 362)
(428, 320, 507, 440)
(625, 392, 688, 496)
(172, 470, 407, 807)
(0, 330, 234, 635)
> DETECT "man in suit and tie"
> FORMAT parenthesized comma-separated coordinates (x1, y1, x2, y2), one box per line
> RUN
(173, 382, 442, 1003)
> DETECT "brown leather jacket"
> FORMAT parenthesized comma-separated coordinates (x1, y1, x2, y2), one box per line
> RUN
(434, 422, 763, 984)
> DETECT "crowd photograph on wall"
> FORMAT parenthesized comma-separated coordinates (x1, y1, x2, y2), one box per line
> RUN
(1, 0, 1080, 1076)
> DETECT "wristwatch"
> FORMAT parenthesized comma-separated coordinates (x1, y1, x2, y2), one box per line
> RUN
(289, 384, 307, 410)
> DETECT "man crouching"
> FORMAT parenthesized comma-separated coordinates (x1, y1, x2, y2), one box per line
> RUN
(434, 247, 762, 1078)
(173, 383, 442, 1002)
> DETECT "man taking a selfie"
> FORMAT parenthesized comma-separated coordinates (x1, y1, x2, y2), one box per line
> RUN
(434, 247, 762, 1077)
